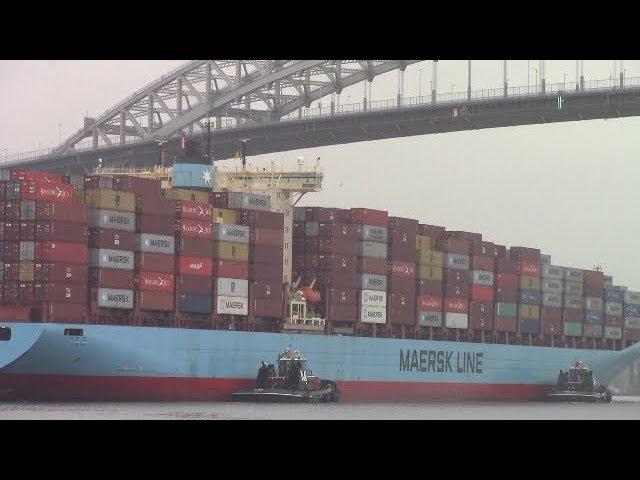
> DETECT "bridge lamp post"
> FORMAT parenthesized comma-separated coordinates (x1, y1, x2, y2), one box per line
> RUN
(533, 68, 538, 90)
(419, 69, 422, 98)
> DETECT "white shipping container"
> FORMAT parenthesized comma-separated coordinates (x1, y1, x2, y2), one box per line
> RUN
(136, 234, 175, 254)
(215, 278, 249, 297)
(542, 265, 564, 280)
(360, 289, 387, 308)
(360, 306, 386, 323)
(605, 302, 623, 316)
(20, 241, 34, 260)
(624, 291, 640, 305)
(97, 288, 134, 309)
(540, 254, 551, 266)
(472, 270, 493, 286)
(445, 313, 468, 329)
(214, 224, 250, 244)
(445, 253, 470, 270)
(360, 273, 387, 291)
(359, 241, 387, 259)
(564, 281, 583, 296)
(542, 292, 562, 307)
(625, 317, 640, 329)
(216, 295, 248, 315)
(563, 267, 584, 282)
(563, 295, 584, 309)
(584, 297, 603, 312)
(89, 248, 135, 270)
(604, 326, 622, 340)
(418, 311, 443, 327)
(305, 221, 319, 237)
(89, 209, 136, 231)
(541, 279, 563, 293)
(357, 224, 388, 243)
(20, 200, 35, 220)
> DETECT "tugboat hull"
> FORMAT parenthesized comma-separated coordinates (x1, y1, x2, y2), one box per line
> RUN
(232, 385, 337, 403)
(544, 391, 605, 403)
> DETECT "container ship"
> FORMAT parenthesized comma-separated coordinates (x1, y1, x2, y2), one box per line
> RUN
(0, 142, 639, 402)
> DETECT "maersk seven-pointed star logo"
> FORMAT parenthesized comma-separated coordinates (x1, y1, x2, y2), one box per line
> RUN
(201, 168, 212, 185)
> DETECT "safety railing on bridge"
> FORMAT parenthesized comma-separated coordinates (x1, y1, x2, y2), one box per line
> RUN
(2, 75, 639, 167)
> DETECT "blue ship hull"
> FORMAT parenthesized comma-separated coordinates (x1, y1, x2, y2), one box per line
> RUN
(0, 322, 638, 402)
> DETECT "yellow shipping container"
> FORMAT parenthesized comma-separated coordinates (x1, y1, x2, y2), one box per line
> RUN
(416, 249, 444, 267)
(518, 305, 540, 319)
(418, 265, 443, 281)
(164, 188, 210, 203)
(212, 242, 249, 262)
(518, 276, 541, 290)
(212, 208, 237, 225)
(416, 235, 434, 251)
(84, 189, 136, 212)
(19, 261, 35, 281)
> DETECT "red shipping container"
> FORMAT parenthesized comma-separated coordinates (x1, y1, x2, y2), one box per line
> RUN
(583, 284, 603, 297)
(469, 301, 494, 330)
(447, 231, 482, 243)
(437, 237, 470, 255)
(305, 207, 350, 223)
(445, 297, 469, 314)
(34, 283, 87, 304)
(604, 315, 623, 328)
(292, 221, 306, 238)
(213, 260, 248, 279)
(445, 284, 469, 298)
(315, 271, 357, 290)
(326, 303, 357, 322)
(358, 257, 387, 276)
(417, 224, 446, 239)
(388, 216, 418, 231)
(0, 304, 31, 321)
(388, 260, 416, 278)
(624, 329, 640, 341)
(136, 196, 177, 217)
(471, 284, 494, 301)
(495, 287, 518, 303)
(495, 258, 519, 274)
(250, 298, 282, 318)
(137, 214, 175, 236)
(176, 219, 212, 239)
(509, 246, 540, 262)
(388, 293, 416, 325)
(317, 237, 358, 256)
(387, 276, 415, 294)
(4, 202, 20, 221)
(541, 306, 562, 322)
(250, 228, 283, 247)
(518, 260, 540, 277)
(83, 176, 113, 190)
(495, 272, 518, 290)
(2, 283, 18, 304)
(35, 263, 87, 283)
(540, 319, 562, 335)
(350, 208, 388, 228)
(237, 211, 284, 230)
(112, 176, 162, 196)
(89, 228, 135, 251)
(318, 223, 358, 239)
(4, 243, 20, 262)
(250, 281, 282, 300)
(35, 221, 88, 243)
(471, 241, 496, 257)
(89, 268, 134, 289)
(250, 262, 282, 283)
(21, 180, 74, 204)
(41, 303, 86, 323)
(11, 170, 63, 184)
(17, 282, 34, 304)
(178, 256, 212, 277)
(327, 288, 357, 305)
(137, 272, 174, 292)
(3, 223, 20, 241)
(303, 254, 318, 270)
(444, 268, 471, 285)
(416, 279, 443, 297)
(176, 276, 212, 294)
(417, 295, 443, 312)
(3, 263, 20, 280)
(388, 243, 416, 263)
(494, 245, 508, 258)
(35, 202, 88, 223)
(136, 252, 174, 273)
(250, 245, 284, 264)
(175, 200, 212, 220)
(583, 269, 605, 287)
(471, 256, 494, 271)
(35, 242, 87, 264)
(293, 256, 305, 271)
(317, 254, 356, 272)
(494, 316, 518, 332)
(176, 237, 211, 257)
(137, 291, 174, 311)
(562, 308, 583, 322)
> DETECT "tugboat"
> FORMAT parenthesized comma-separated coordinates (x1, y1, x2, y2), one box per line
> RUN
(232, 347, 340, 403)
(545, 360, 613, 403)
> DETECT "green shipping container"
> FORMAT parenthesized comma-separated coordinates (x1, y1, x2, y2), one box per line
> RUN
(496, 302, 517, 317)
(564, 322, 583, 337)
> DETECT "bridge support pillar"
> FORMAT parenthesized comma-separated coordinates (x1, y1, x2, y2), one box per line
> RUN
(467, 60, 472, 100)
(539, 60, 546, 94)
(119, 112, 125, 144)
(431, 60, 438, 103)
(503, 60, 508, 97)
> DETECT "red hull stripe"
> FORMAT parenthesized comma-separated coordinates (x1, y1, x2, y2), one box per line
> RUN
(0, 373, 552, 402)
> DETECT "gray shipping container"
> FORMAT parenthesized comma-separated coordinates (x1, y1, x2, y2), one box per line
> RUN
(97, 288, 134, 309)
(359, 241, 387, 259)
(563, 295, 584, 309)
(542, 265, 564, 280)
(214, 224, 250, 244)
(540, 254, 551, 266)
(605, 302, 623, 316)
(89, 209, 136, 231)
(604, 275, 613, 288)
(472, 270, 494, 286)
(20, 200, 35, 220)
(583, 324, 603, 338)
(541, 279, 563, 293)
(611, 285, 628, 292)
(357, 225, 388, 243)
(136, 234, 175, 255)
(360, 273, 387, 291)
(564, 281, 583, 296)
(604, 326, 622, 340)
(624, 291, 640, 305)
(624, 317, 640, 329)
(0, 263, 4, 281)
(584, 297, 603, 312)
(0, 170, 10, 181)
(293, 208, 306, 221)
(305, 222, 319, 237)
(418, 311, 443, 327)
(542, 292, 562, 308)
(215, 278, 249, 297)
(20, 241, 34, 261)
(564, 267, 584, 282)
(227, 192, 270, 212)
(89, 248, 135, 270)
(445, 253, 470, 270)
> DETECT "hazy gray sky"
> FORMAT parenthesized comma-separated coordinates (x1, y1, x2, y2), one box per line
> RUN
(1, 60, 639, 289)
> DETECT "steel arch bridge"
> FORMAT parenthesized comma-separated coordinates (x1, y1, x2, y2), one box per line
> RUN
(53, 60, 420, 156)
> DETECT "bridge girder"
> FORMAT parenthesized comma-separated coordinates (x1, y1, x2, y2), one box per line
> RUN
(51, 60, 421, 156)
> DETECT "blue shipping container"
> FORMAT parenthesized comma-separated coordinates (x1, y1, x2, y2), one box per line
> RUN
(624, 304, 640, 318)
(172, 163, 216, 189)
(518, 289, 542, 305)
(180, 293, 212, 314)
(518, 318, 540, 334)
(604, 288, 625, 303)
(584, 310, 604, 325)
